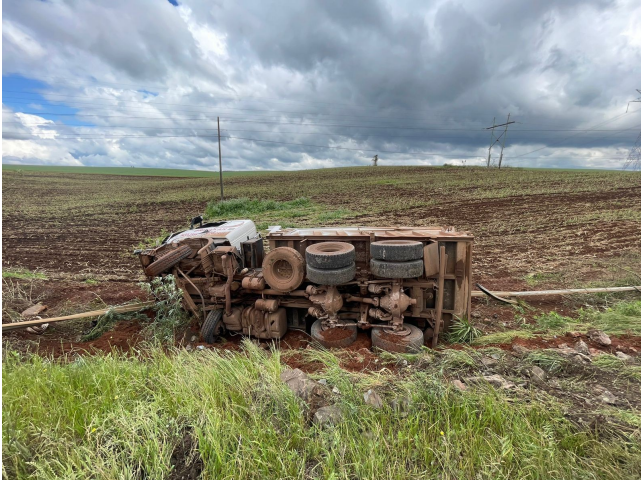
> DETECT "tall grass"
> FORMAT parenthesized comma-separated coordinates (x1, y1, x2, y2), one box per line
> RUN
(3, 343, 640, 479)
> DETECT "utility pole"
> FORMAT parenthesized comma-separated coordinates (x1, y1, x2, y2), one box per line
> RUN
(217, 116, 224, 201)
(485, 114, 514, 168)
(497, 113, 511, 169)
(372, 154, 378, 166)
(486, 117, 495, 167)
(626, 89, 641, 113)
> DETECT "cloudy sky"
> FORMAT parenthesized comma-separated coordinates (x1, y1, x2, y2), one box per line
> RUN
(2, 0, 641, 170)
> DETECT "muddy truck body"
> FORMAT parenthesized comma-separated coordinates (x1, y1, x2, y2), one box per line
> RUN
(136, 219, 473, 352)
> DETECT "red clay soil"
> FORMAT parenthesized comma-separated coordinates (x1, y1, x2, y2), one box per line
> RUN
(318, 327, 354, 341)
(483, 332, 641, 355)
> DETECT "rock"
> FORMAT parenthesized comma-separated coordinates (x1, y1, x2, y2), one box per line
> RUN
(21, 303, 48, 318)
(185, 344, 193, 351)
(575, 340, 590, 356)
(480, 356, 499, 369)
(587, 329, 611, 347)
(629, 347, 638, 353)
(451, 379, 467, 391)
(313, 405, 343, 427)
(492, 314, 498, 319)
(512, 345, 530, 355)
(190, 335, 197, 342)
(599, 390, 617, 405)
(568, 331, 582, 338)
(390, 396, 411, 415)
(196, 345, 205, 350)
(557, 346, 578, 357)
(616, 352, 633, 362)
(332, 387, 340, 395)
(471, 311, 481, 319)
(558, 343, 568, 349)
(490, 353, 502, 360)
(589, 348, 603, 356)
(530, 366, 546, 383)
(281, 368, 331, 403)
(363, 389, 383, 408)
(465, 374, 515, 390)
(318, 379, 328, 385)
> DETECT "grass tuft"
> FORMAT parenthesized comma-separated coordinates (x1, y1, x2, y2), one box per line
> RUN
(446, 316, 482, 344)
(206, 197, 311, 218)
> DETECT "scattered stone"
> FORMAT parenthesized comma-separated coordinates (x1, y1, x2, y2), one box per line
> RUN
(185, 344, 193, 351)
(483, 317, 491, 323)
(190, 335, 197, 343)
(318, 379, 328, 385)
(363, 389, 383, 408)
(587, 329, 611, 346)
(530, 366, 546, 383)
(568, 331, 582, 338)
(480, 356, 499, 369)
(575, 340, 590, 356)
(512, 345, 530, 355)
(390, 396, 411, 415)
(401, 360, 408, 367)
(490, 353, 502, 360)
(465, 374, 515, 390)
(558, 343, 568, 349)
(616, 352, 633, 362)
(313, 405, 343, 427)
(332, 386, 340, 395)
(492, 313, 498, 319)
(471, 311, 481, 319)
(196, 345, 205, 350)
(557, 346, 578, 356)
(589, 348, 603, 356)
(599, 390, 617, 405)
(629, 347, 638, 354)
(451, 379, 467, 391)
(280, 368, 331, 403)
(21, 303, 48, 318)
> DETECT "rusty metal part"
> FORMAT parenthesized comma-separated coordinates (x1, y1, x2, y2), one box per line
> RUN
(308, 285, 344, 327)
(344, 294, 379, 306)
(176, 266, 206, 321)
(367, 283, 387, 295)
(241, 272, 265, 290)
(255, 298, 280, 312)
(475, 283, 517, 305)
(262, 247, 305, 292)
(234, 306, 288, 339)
(432, 246, 447, 348)
(368, 308, 392, 321)
(378, 282, 416, 327)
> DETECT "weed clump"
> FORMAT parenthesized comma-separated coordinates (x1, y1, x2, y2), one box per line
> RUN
(446, 316, 482, 344)
(140, 275, 190, 344)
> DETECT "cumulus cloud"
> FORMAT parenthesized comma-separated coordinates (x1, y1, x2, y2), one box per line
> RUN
(2, 0, 641, 170)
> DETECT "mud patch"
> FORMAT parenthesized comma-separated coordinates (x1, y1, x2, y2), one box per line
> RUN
(168, 432, 203, 480)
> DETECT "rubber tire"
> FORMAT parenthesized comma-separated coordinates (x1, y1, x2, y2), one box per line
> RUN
(305, 242, 355, 269)
(262, 247, 306, 291)
(370, 240, 423, 262)
(201, 309, 224, 344)
(306, 262, 355, 285)
(311, 319, 357, 348)
(371, 324, 424, 353)
(144, 245, 193, 277)
(370, 258, 423, 279)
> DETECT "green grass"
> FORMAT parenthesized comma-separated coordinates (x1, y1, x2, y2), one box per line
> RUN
(582, 301, 641, 335)
(2, 164, 263, 178)
(2, 269, 47, 280)
(205, 197, 312, 218)
(4, 343, 640, 479)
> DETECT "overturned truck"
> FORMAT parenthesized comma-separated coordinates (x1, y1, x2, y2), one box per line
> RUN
(136, 219, 473, 352)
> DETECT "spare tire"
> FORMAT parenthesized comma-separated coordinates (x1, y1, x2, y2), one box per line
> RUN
(144, 245, 193, 277)
(306, 262, 356, 285)
(370, 258, 423, 279)
(305, 242, 355, 269)
(262, 247, 305, 291)
(370, 240, 423, 262)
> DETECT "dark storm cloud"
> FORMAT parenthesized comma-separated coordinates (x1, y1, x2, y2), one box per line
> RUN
(2, 0, 640, 170)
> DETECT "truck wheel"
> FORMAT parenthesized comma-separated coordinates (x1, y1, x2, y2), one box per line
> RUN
(370, 258, 423, 279)
(201, 309, 224, 344)
(144, 245, 193, 277)
(311, 319, 357, 348)
(262, 247, 305, 291)
(370, 240, 423, 262)
(306, 263, 355, 285)
(371, 324, 424, 353)
(305, 242, 355, 269)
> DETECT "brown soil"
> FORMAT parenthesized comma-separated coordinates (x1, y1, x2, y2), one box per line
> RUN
(318, 326, 353, 341)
